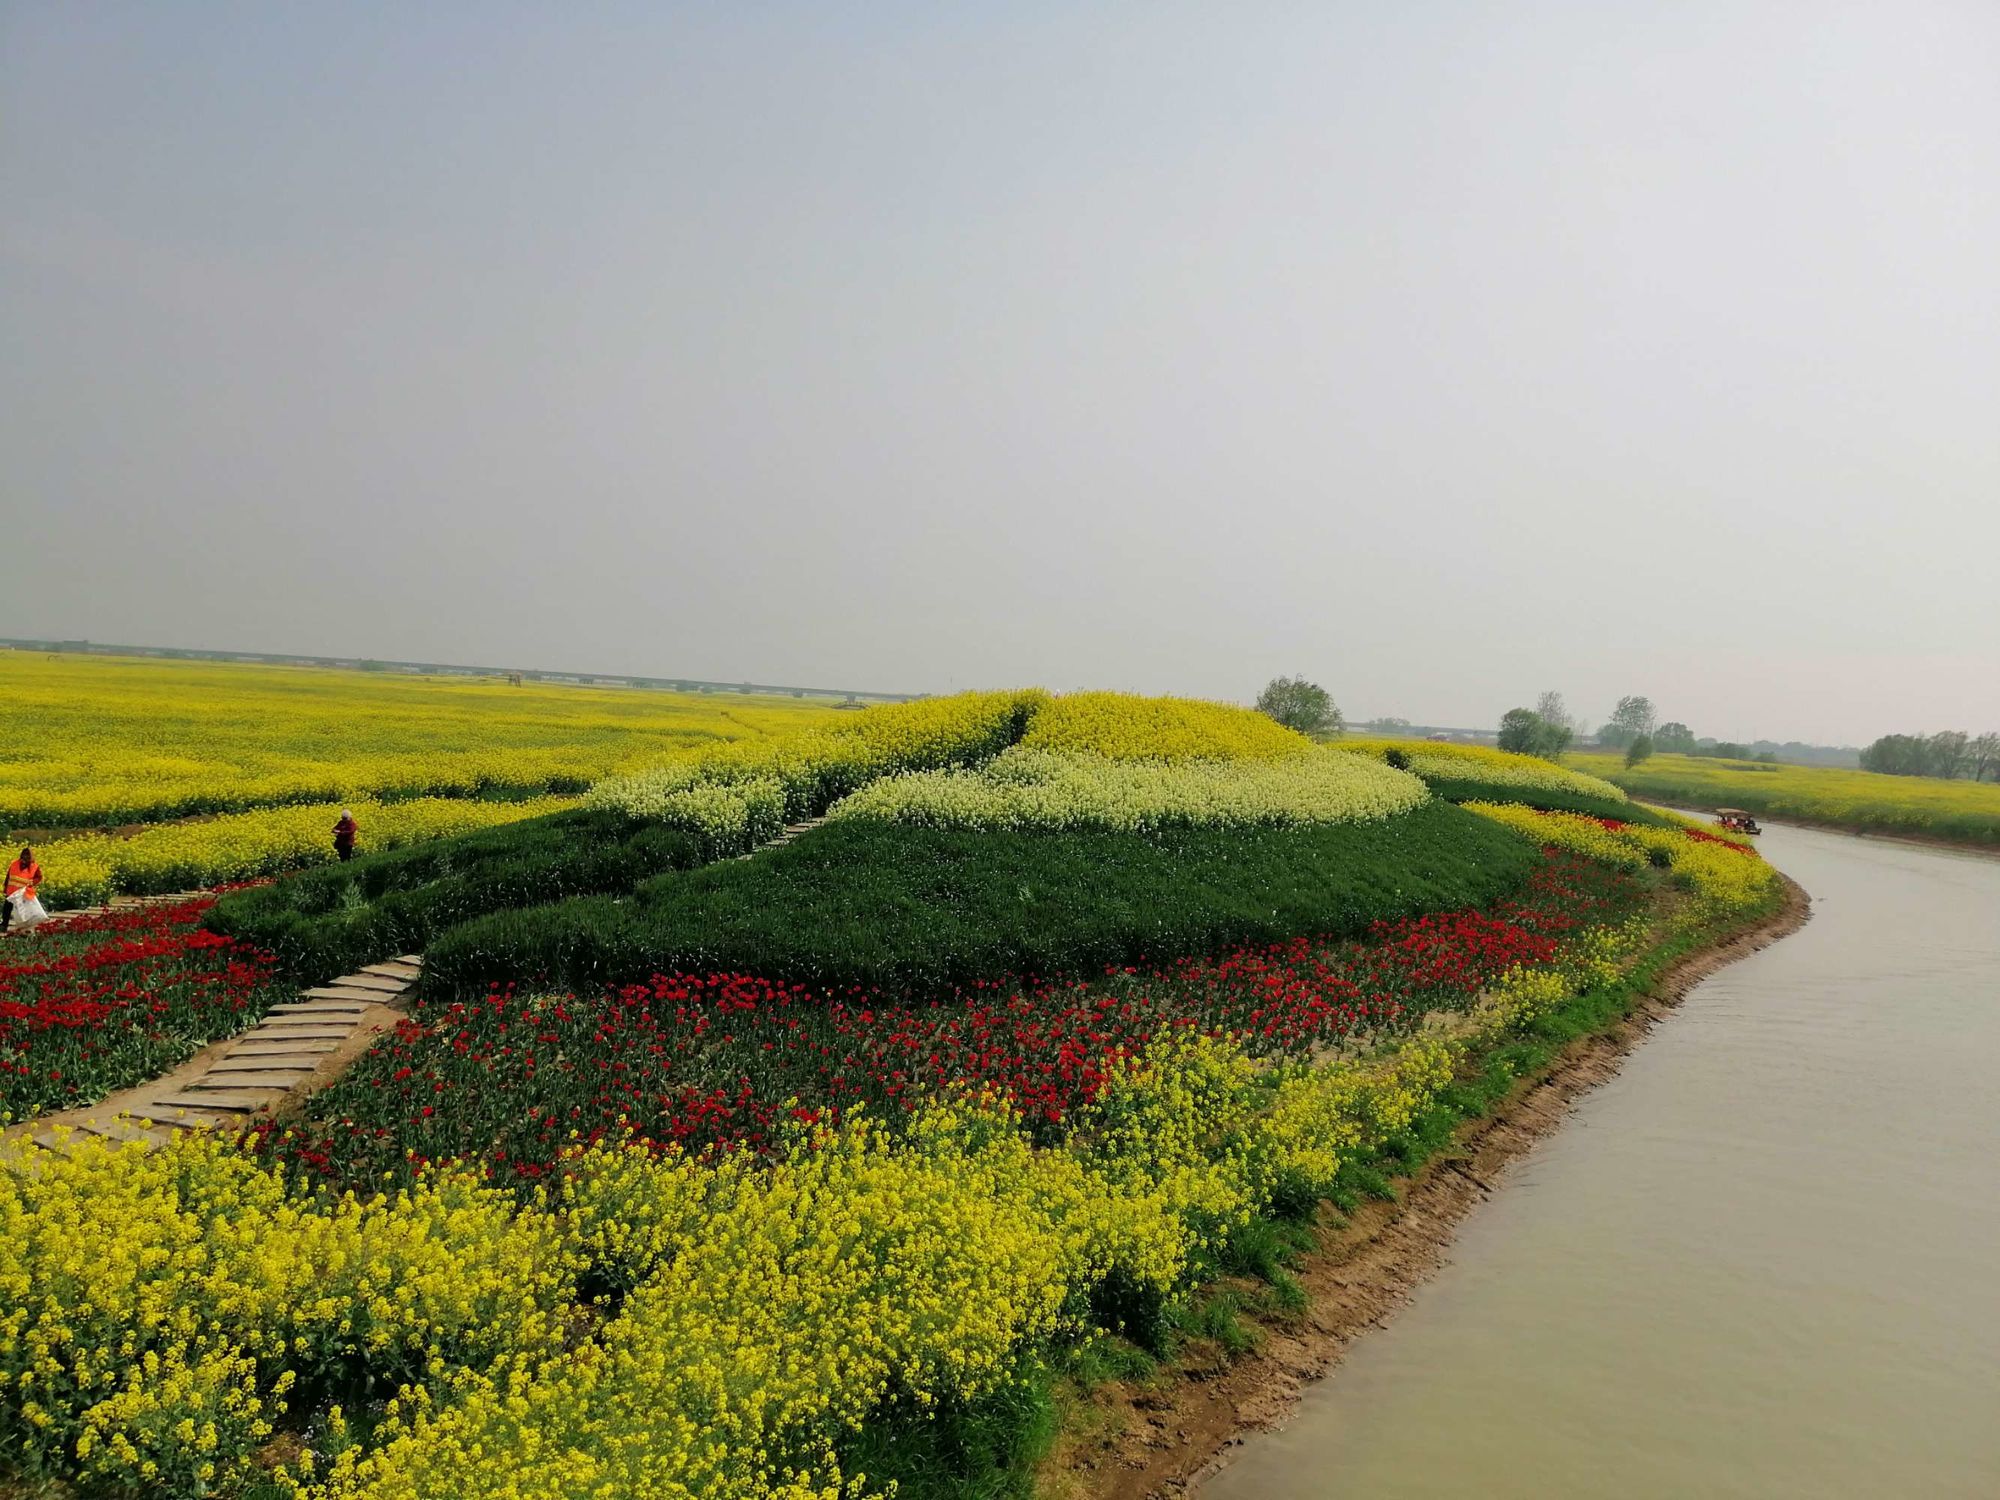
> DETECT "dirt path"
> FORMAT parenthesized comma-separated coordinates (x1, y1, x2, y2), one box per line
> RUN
(1060, 876, 1813, 1500)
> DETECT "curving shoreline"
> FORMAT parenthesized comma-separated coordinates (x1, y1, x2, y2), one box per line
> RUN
(1056, 874, 1813, 1500)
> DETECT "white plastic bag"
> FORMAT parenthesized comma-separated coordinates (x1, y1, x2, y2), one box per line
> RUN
(5, 892, 46, 929)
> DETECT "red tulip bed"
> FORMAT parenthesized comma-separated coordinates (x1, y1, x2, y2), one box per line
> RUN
(273, 850, 1641, 1187)
(0, 897, 285, 1119)
(1673, 824, 1760, 852)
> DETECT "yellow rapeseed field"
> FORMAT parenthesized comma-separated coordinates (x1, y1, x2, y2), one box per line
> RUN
(0, 1033, 1461, 1500)
(1572, 751, 2000, 846)
(1018, 691, 1313, 761)
(32, 796, 581, 908)
(0, 652, 843, 832)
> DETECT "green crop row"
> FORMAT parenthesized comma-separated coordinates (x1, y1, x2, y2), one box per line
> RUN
(204, 808, 727, 988)
(421, 800, 1542, 1000)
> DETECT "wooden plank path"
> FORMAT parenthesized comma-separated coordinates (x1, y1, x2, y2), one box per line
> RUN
(12, 955, 423, 1157)
(734, 816, 826, 860)
(9, 818, 828, 1159)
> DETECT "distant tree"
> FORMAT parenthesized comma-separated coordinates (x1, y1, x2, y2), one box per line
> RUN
(1257, 676, 1342, 736)
(1971, 733, 2000, 783)
(1498, 707, 1571, 760)
(1597, 696, 1657, 751)
(1926, 730, 1971, 779)
(1625, 733, 1655, 768)
(1863, 729, 1986, 780)
(1535, 691, 1573, 737)
(1498, 708, 1543, 754)
(1861, 733, 1928, 776)
(1655, 721, 1697, 754)
(1369, 716, 1413, 733)
(1530, 692, 1575, 756)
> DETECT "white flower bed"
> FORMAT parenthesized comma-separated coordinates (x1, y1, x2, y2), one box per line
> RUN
(826, 748, 1428, 833)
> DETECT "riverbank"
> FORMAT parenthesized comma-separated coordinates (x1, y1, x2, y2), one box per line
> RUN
(1573, 751, 2000, 851)
(1682, 806, 2000, 861)
(1045, 874, 1811, 1500)
(0, 715, 1795, 1499)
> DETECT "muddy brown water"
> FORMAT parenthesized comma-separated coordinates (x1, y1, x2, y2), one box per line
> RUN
(1202, 823, 2000, 1498)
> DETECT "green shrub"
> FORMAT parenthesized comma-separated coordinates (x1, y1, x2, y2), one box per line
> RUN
(422, 800, 1542, 999)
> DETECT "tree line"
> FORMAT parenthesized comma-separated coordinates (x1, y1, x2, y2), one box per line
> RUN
(1496, 692, 1689, 766)
(1254, 676, 1996, 786)
(1860, 730, 2000, 782)
(1495, 693, 1791, 768)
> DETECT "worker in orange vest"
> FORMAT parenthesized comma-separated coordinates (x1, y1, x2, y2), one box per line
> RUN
(3, 846, 42, 931)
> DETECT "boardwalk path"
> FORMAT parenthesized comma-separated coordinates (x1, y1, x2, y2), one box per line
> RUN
(10, 819, 826, 1157)
(19, 956, 424, 1154)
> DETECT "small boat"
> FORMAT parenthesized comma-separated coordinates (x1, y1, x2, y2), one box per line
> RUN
(1715, 808, 1762, 836)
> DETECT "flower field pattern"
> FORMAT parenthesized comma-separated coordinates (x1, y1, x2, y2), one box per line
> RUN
(0, 681, 1792, 1500)
(825, 745, 1428, 832)
(587, 689, 1049, 833)
(276, 850, 1637, 1185)
(0, 898, 288, 1119)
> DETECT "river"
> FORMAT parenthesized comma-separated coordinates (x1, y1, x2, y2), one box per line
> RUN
(1202, 823, 2000, 1498)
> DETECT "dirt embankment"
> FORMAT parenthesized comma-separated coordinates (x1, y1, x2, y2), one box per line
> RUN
(1056, 875, 1813, 1500)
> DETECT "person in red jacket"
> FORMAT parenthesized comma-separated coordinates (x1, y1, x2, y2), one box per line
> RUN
(3, 846, 42, 930)
(332, 809, 358, 862)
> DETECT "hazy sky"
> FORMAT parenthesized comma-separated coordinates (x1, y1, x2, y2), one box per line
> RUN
(5, 3, 1996, 744)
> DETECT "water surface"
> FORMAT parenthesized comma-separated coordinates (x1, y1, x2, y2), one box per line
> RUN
(1204, 824, 2000, 1499)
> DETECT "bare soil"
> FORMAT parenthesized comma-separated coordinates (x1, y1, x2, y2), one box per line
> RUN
(1051, 875, 1813, 1500)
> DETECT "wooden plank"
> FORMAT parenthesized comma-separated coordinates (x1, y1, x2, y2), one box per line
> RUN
(240, 1028, 352, 1043)
(154, 1089, 281, 1113)
(74, 1116, 173, 1148)
(302, 987, 390, 1003)
(30, 1129, 75, 1155)
(209, 1056, 320, 1075)
(125, 1104, 230, 1130)
(227, 1039, 341, 1057)
(361, 963, 422, 979)
(258, 1015, 359, 1030)
(330, 973, 407, 994)
(193, 1069, 313, 1090)
(271, 1000, 368, 1014)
